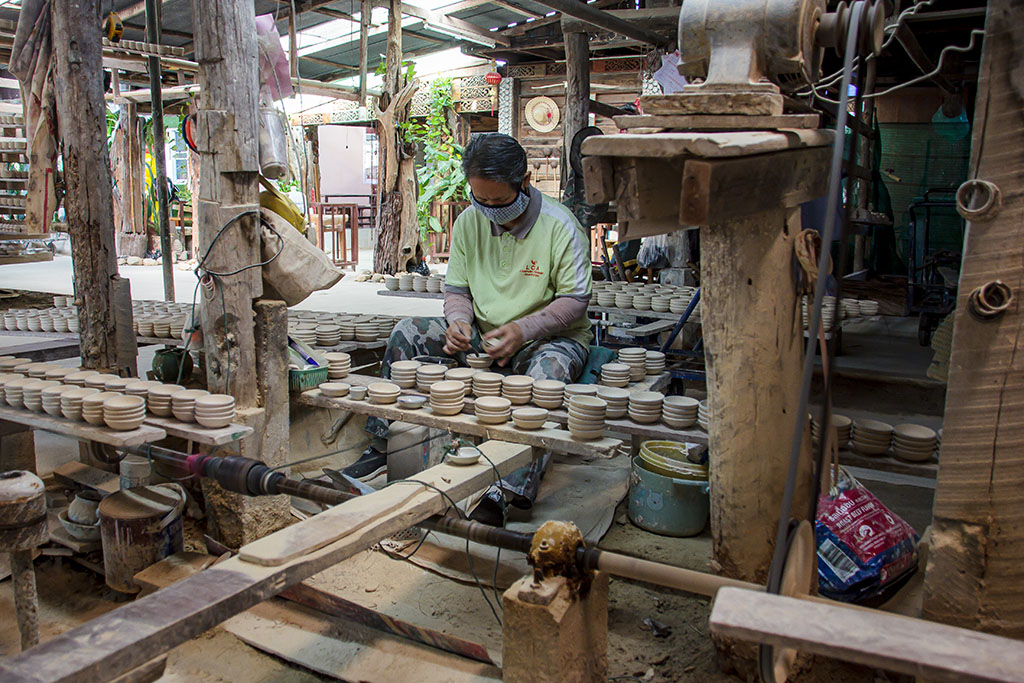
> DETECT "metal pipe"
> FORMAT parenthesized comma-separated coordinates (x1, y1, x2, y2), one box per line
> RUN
(145, 0, 175, 301)
(536, 0, 668, 48)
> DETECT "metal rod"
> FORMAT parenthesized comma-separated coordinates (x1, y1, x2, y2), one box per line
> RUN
(146, 0, 175, 301)
(535, 0, 668, 47)
(11, 549, 39, 650)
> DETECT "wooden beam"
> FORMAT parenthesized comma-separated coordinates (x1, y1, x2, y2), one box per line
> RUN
(0, 441, 535, 682)
(711, 588, 1024, 683)
(589, 98, 627, 119)
(373, 0, 511, 46)
(144, 0, 175, 301)
(491, 0, 544, 19)
(359, 0, 371, 105)
(559, 7, 679, 36)
(529, 0, 668, 47)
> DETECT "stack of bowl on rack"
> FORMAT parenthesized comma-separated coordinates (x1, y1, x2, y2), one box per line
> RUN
(467, 353, 492, 369)
(512, 407, 547, 430)
(412, 274, 428, 292)
(81, 392, 116, 425)
(858, 299, 880, 316)
(315, 324, 342, 347)
(384, 276, 399, 291)
(398, 273, 415, 291)
(367, 382, 401, 405)
(697, 400, 710, 431)
(632, 292, 653, 311)
(596, 289, 616, 307)
(22, 380, 55, 412)
(850, 419, 893, 455)
(338, 320, 356, 340)
(501, 375, 534, 405)
(427, 274, 445, 294)
(617, 348, 648, 382)
(194, 394, 236, 428)
(148, 384, 184, 416)
(429, 380, 465, 416)
(104, 376, 130, 394)
(563, 383, 597, 403)
(651, 295, 672, 313)
(355, 322, 378, 342)
(103, 395, 146, 431)
(596, 386, 629, 418)
(841, 298, 860, 318)
(444, 367, 476, 393)
(172, 389, 209, 423)
(614, 290, 633, 309)
(662, 396, 699, 428)
(472, 371, 503, 398)
(475, 396, 512, 424)
(416, 364, 448, 392)
(85, 374, 109, 390)
(3, 376, 29, 408)
(891, 423, 938, 462)
(61, 387, 97, 421)
(41, 384, 67, 416)
(531, 380, 565, 409)
(389, 360, 420, 388)
(811, 413, 852, 447)
(567, 396, 607, 440)
(645, 351, 666, 375)
(325, 352, 351, 379)
(600, 362, 630, 387)
(628, 391, 663, 424)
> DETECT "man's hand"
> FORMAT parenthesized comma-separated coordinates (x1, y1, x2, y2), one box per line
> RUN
(443, 320, 473, 355)
(483, 322, 524, 366)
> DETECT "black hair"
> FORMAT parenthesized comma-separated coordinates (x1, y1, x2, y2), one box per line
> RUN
(461, 132, 528, 188)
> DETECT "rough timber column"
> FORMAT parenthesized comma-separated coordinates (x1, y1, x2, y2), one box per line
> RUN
(562, 29, 589, 189)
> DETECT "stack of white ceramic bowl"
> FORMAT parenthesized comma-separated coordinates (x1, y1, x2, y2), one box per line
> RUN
(445, 367, 476, 393)
(841, 298, 860, 318)
(325, 352, 351, 379)
(84, 374, 111, 390)
(564, 383, 597, 403)
(123, 380, 160, 399)
(45, 367, 73, 383)
(384, 276, 399, 291)
(389, 360, 420, 388)
(1, 313, 14, 330)
(502, 375, 534, 405)
(103, 395, 146, 431)
(50, 314, 67, 333)
(355, 322, 377, 342)
(104, 376, 131, 394)
(26, 312, 41, 331)
(628, 391, 663, 424)
(467, 353, 493, 369)
(169, 316, 186, 338)
(290, 324, 316, 345)
(412, 274, 428, 292)
(567, 396, 607, 440)
(316, 324, 342, 347)
(632, 292, 653, 311)
(53, 295, 67, 307)
(67, 316, 80, 333)
(416, 364, 448, 392)
(4, 376, 31, 408)
(26, 363, 52, 379)
(22, 380, 57, 412)
(61, 387, 98, 420)
(148, 384, 184, 416)
(38, 314, 54, 332)
(41, 384, 69, 416)
(429, 380, 465, 416)
(427, 274, 445, 294)
(614, 290, 633, 309)
(512, 407, 548, 430)
(0, 357, 28, 372)
(600, 362, 630, 387)
(11, 362, 32, 376)
(662, 396, 699, 428)
(858, 299, 880, 316)
(194, 394, 236, 428)
(376, 318, 397, 339)
(850, 419, 893, 455)
(697, 400, 710, 431)
(532, 380, 565, 409)
(596, 386, 629, 419)
(472, 371, 503, 398)
(367, 381, 401, 405)
(651, 295, 672, 313)
(645, 351, 666, 375)
(171, 389, 210, 423)
(475, 396, 512, 424)
(338, 320, 356, 340)
(153, 319, 171, 338)
(891, 423, 938, 462)
(596, 289, 616, 307)
(63, 370, 96, 387)
(82, 392, 119, 426)
(137, 317, 156, 337)
(617, 348, 647, 382)
(398, 273, 414, 291)
(811, 413, 852, 447)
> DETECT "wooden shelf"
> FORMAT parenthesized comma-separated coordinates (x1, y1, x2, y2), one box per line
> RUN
(136, 335, 184, 347)
(0, 404, 166, 447)
(143, 415, 253, 446)
(589, 305, 699, 322)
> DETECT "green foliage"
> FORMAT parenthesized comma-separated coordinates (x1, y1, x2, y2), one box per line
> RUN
(402, 78, 466, 243)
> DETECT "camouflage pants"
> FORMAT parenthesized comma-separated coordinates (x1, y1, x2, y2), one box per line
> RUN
(367, 316, 589, 506)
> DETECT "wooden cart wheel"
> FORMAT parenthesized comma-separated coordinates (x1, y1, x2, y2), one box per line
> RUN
(769, 520, 816, 682)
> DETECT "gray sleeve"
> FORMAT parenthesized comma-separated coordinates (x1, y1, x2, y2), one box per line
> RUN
(514, 294, 591, 341)
(444, 286, 474, 325)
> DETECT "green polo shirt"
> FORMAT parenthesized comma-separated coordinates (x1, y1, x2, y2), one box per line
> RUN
(445, 187, 593, 347)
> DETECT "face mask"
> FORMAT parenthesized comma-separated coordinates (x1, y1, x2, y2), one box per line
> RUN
(470, 189, 530, 226)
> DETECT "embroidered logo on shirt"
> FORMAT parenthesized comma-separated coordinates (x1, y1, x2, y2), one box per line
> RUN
(520, 261, 544, 277)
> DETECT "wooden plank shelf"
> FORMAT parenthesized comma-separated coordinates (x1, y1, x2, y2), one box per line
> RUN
(53, 461, 120, 495)
(136, 335, 185, 347)
(589, 305, 700, 323)
(300, 388, 624, 458)
(142, 415, 253, 446)
(376, 289, 444, 300)
(0, 404, 166, 447)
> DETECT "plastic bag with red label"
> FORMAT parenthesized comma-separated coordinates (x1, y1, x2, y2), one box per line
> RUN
(816, 467, 919, 603)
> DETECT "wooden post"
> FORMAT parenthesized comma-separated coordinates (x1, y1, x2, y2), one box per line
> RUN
(145, 0, 175, 298)
(52, 0, 133, 372)
(562, 29, 589, 189)
(288, 14, 299, 79)
(359, 0, 371, 107)
(923, 1, 1024, 639)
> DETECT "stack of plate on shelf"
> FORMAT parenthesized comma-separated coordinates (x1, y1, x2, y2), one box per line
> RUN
(22, 380, 57, 412)
(600, 362, 630, 388)
(445, 367, 476, 393)
(475, 396, 512, 424)
(41, 384, 69, 416)
(103, 395, 147, 431)
(567, 396, 607, 441)
(355, 322, 378, 342)
(501, 375, 534, 405)
(614, 291, 633, 309)
(628, 391, 663, 424)
(429, 380, 465, 416)
(858, 299, 880, 316)
(4, 376, 31, 408)
(104, 376, 131, 394)
(61, 387, 99, 421)
(467, 353, 493, 369)
(290, 324, 317, 345)
(811, 413, 852, 447)
(325, 352, 351, 379)
(427, 274, 445, 293)
(532, 380, 565, 409)
(367, 381, 401, 405)
(617, 348, 648, 382)
(85, 374, 111, 390)
(194, 394, 236, 428)
(645, 351, 666, 375)
(338, 320, 356, 341)
(891, 423, 938, 462)
(389, 360, 420, 388)
(850, 419, 893, 455)
(377, 318, 398, 339)
(596, 386, 629, 419)
(171, 389, 209, 423)
(596, 290, 616, 307)
(148, 384, 184, 416)
(398, 273, 415, 291)
(316, 324, 342, 347)
(82, 392, 119, 426)
(512, 407, 547, 430)
(632, 293, 653, 311)
(564, 383, 597, 403)
(697, 400, 710, 431)
(416, 364, 448, 392)
(662, 396, 699, 429)
(472, 371, 503, 398)
(412, 275, 428, 293)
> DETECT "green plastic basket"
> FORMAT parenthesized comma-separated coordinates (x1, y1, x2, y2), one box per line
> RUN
(288, 337, 329, 392)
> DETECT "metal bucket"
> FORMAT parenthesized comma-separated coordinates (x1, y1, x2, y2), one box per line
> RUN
(628, 456, 710, 537)
(98, 484, 185, 594)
